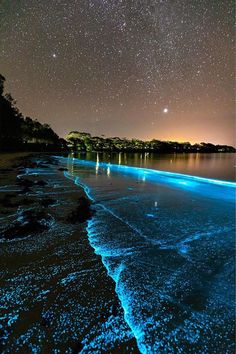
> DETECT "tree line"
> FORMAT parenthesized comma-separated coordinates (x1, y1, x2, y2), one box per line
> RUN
(0, 74, 66, 151)
(0, 73, 235, 153)
(66, 131, 235, 153)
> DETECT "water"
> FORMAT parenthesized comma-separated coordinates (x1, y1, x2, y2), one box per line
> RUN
(71, 152, 235, 181)
(57, 153, 235, 353)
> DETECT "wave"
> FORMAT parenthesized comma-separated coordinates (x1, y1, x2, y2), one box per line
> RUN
(60, 156, 235, 353)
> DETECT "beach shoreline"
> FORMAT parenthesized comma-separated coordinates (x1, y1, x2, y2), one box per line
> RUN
(0, 153, 139, 353)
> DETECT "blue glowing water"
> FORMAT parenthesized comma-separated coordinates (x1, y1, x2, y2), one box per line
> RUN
(58, 156, 235, 353)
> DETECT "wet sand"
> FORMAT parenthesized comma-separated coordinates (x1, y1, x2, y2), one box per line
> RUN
(0, 153, 139, 353)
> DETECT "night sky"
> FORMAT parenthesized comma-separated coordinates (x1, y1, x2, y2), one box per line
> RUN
(0, 0, 235, 145)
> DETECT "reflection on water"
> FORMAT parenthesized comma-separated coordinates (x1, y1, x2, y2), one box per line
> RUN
(70, 152, 235, 181)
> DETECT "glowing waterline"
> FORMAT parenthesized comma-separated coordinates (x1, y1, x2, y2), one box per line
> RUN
(55, 156, 236, 188)
(63, 171, 147, 352)
(58, 156, 235, 353)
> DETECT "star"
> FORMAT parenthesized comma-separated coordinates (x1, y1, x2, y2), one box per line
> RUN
(0, 0, 234, 145)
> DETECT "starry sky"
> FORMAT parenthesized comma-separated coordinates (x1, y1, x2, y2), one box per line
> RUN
(0, 0, 235, 145)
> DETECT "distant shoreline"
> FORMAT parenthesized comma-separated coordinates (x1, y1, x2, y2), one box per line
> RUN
(66, 132, 236, 153)
(0, 149, 235, 155)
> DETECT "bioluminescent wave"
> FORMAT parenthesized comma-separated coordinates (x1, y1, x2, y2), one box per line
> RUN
(62, 157, 236, 201)
(58, 156, 235, 353)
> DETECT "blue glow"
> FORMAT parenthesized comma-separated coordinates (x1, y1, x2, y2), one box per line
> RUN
(146, 213, 155, 218)
(55, 156, 235, 188)
(56, 155, 235, 353)
(85, 216, 146, 352)
(55, 156, 236, 203)
(56, 156, 236, 188)
(1, 160, 138, 353)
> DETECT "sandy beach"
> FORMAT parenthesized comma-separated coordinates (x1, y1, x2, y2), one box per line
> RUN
(0, 153, 139, 353)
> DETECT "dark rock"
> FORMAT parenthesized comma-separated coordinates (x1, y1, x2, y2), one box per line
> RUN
(0, 194, 16, 208)
(0, 194, 33, 208)
(182, 291, 206, 311)
(18, 186, 32, 194)
(66, 196, 94, 224)
(72, 340, 83, 353)
(41, 318, 51, 328)
(35, 180, 48, 186)
(16, 178, 48, 188)
(0, 209, 52, 240)
(40, 198, 55, 207)
(41, 312, 54, 328)
(111, 301, 119, 316)
(16, 178, 34, 188)
(58, 167, 68, 171)
(20, 197, 34, 206)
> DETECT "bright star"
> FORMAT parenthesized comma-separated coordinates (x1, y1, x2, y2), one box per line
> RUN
(163, 108, 169, 113)
(52, 53, 57, 58)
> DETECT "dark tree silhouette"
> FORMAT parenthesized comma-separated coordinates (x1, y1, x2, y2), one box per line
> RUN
(0, 75, 23, 150)
(1, 73, 234, 154)
(0, 74, 66, 152)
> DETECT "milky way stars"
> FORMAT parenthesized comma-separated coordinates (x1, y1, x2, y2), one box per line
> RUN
(0, 1, 235, 144)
